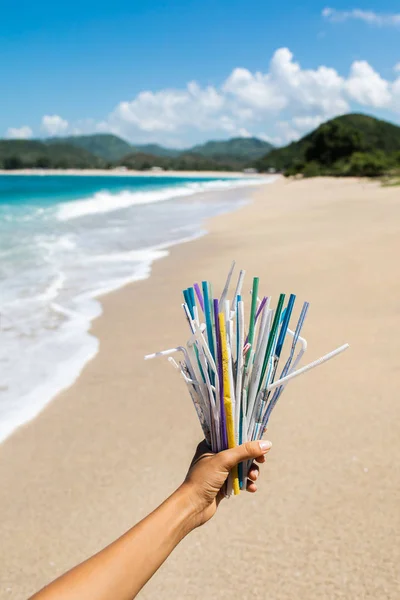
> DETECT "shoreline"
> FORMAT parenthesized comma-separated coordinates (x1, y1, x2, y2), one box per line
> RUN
(0, 168, 262, 178)
(0, 235, 189, 445)
(1, 177, 399, 599)
(0, 180, 270, 445)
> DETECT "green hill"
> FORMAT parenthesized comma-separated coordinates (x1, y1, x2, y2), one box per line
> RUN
(257, 114, 400, 175)
(45, 134, 272, 163)
(46, 134, 132, 162)
(191, 137, 273, 161)
(46, 136, 181, 160)
(0, 140, 104, 169)
(117, 136, 274, 170)
(40, 133, 273, 166)
(118, 151, 243, 171)
(0, 137, 255, 172)
(3, 115, 399, 176)
(133, 143, 180, 157)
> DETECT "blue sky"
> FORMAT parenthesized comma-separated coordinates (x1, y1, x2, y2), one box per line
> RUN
(2, 1, 400, 147)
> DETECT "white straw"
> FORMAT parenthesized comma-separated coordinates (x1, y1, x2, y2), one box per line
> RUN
(266, 344, 350, 391)
(255, 299, 271, 357)
(232, 269, 246, 307)
(246, 308, 272, 426)
(220, 261, 236, 308)
(144, 347, 180, 360)
(192, 326, 220, 420)
(144, 269, 351, 498)
(144, 345, 198, 385)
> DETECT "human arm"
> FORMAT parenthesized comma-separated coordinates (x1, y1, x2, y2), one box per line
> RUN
(30, 439, 272, 600)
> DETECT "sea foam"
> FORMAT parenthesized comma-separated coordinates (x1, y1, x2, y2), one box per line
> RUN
(57, 177, 270, 221)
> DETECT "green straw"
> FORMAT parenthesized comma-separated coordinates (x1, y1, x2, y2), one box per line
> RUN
(245, 277, 259, 367)
(258, 293, 286, 391)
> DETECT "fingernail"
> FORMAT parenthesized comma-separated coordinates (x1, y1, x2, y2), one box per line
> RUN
(259, 440, 272, 453)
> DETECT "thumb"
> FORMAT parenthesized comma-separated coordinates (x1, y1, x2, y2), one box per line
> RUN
(216, 440, 272, 471)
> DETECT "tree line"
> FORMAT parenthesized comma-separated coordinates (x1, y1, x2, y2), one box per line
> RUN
(256, 114, 400, 178)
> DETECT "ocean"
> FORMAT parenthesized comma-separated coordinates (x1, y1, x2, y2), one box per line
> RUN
(0, 173, 271, 442)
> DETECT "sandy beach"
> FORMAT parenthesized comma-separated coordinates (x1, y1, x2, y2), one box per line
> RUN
(1, 176, 399, 599)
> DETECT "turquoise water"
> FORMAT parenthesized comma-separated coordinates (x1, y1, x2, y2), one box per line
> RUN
(0, 174, 222, 205)
(0, 173, 270, 442)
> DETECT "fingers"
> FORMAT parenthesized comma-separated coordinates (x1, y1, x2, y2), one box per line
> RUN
(246, 461, 259, 493)
(248, 462, 259, 482)
(254, 454, 266, 464)
(246, 481, 257, 493)
(216, 440, 272, 471)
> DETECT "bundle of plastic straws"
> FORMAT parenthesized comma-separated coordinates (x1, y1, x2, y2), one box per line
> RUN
(145, 262, 349, 496)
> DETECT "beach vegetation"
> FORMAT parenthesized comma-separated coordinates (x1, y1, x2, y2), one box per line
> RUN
(45, 134, 133, 162)
(0, 139, 105, 170)
(117, 151, 249, 172)
(256, 113, 400, 179)
(3, 113, 400, 178)
(0, 135, 275, 172)
(190, 137, 274, 162)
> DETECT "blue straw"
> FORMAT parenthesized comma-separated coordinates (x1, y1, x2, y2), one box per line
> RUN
(261, 300, 308, 431)
(183, 289, 194, 319)
(275, 294, 296, 358)
(202, 281, 215, 362)
(188, 287, 196, 316)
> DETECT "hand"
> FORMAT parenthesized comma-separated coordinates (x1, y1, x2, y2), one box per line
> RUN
(181, 439, 272, 528)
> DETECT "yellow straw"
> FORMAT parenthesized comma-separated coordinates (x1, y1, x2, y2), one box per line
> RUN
(219, 313, 240, 495)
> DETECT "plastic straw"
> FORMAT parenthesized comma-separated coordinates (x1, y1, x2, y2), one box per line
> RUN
(202, 281, 216, 365)
(219, 312, 240, 495)
(267, 344, 350, 391)
(220, 261, 236, 308)
(194, 283, 204, 312)
(245, 277, 259, 367)
(145, 268, 349, 498)
(258, 293, 285, 392)
(232, 270, 246, 308)
(214, 299, 228, 449)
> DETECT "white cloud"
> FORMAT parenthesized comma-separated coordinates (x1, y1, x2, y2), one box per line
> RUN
(322, 8, 400, 27)
(269, 48, 349, 116)
(292, 116, 325, 131)
(222, 48, 348, 119)
(237, 128, 252, 137)
(107, 83, 225, 140)
(41, 115, 69, 136)
(258, 120, 308, 146)
(6, 126, 33, 139)
(259, 132, 283, 146)
(345, 61, 392, 107)
(223, 67, 287, 111)
(276, 121, 302, 143)
(11, 48, 398, 148)
(105, 48, 354, 145)
(392, 77, 400, 112)
(394, 63, 400, 73)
